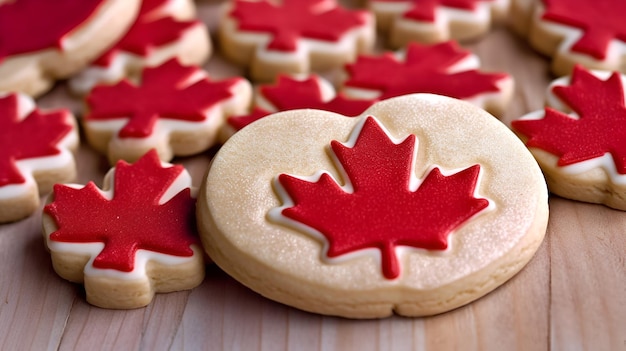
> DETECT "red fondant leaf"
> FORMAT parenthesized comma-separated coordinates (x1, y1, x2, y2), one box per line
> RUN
(344, 42, 507, 100)
(375, 0, 490, 22)
(276, 117, 489, 279)
(0, 95, 72, 187)
(542, 0, 626, 59)
(86, 59, 239, 138)
(512, 66, 626, 172)
(230, 0, 368, 51)
(227, 75, 375, 131)
(0, 0, 103, 62)
(94, 0, 198, 67)
(45, 150, 198, 272)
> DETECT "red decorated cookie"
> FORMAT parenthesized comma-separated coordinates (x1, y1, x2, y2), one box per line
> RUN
(43, 150, 204, 309)
(218, 0, 375, 82)
(342, 41, 513, 117)
(0, 0, 141, 97)
(512, 65, 626, 209)
(369, 0, 510, 48)
(84, 59, 252, 164)
(197, 94, 548, 318)
(222, 74, 376, 140)
(0, 93, 78, 223)
(69, 0, 211, 95)
(514, 0, 626, 76)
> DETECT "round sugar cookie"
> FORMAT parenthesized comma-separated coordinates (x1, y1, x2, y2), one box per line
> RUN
(198, 94, 548, 318)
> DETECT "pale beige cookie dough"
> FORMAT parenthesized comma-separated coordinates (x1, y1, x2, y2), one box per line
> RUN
(198, 94, 548, 318)
(0, 0, 141, 97)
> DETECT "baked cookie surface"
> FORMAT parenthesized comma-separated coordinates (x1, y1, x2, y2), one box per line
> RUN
(198, 94, 548, 318)
(512, 65, 626, 210)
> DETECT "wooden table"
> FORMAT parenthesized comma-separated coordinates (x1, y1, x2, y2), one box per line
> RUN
(1, 1, 624, 350)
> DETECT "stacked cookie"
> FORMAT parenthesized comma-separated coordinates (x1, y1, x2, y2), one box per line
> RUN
(0, 0, 624, 317)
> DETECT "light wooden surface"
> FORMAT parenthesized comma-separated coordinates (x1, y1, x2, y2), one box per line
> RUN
(1, 1, 625, 350)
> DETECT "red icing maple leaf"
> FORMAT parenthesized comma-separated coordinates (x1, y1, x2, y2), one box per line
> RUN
(344, 42, 507, 100)
(0, 94, 72, 187)
(93, 0, 199, 67)
(275, 117, 489, 279)
(86, 59, 240, 138)
(375, 0, 492, 22)
(227, 75, 375, 131)
(0, 0, 103, 62)
(512, 66, 626, 172)
(230, 0, 369, 51)
(44, 150, 198, 272)
(542, 0, 626, 59)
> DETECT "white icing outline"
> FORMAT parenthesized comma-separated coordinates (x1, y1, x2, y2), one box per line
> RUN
(0, 93, 78, 200)
(268, 116, 493, 278)
(517, 69, 626, 183)
(45, 159, 200, 280)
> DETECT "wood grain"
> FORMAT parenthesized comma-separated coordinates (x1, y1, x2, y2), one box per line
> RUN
(0, 1, 624, 350)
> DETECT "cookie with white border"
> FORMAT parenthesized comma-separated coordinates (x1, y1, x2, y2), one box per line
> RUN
(369, 0, 510, 48)
(0, 0, 140, 97)
(43, 150, 204, 309)
(0, 93, 78, 223)
(69, 0, 211, 95)
(516, 0, 626, 76)
(512, 66, 626, 210)
(83, 59, 252, 164)
(218, 0, 375, 82)
(342, 41, 513, 118)
(198, 94, 548, 318)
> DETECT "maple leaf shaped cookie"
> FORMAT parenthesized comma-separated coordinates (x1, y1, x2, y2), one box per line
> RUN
(369, 0, 510, 48)
(43, 150, 204, 309)
(343, 41, 513, 117)
(222, 74, 376, 140)
(0, 0, 140, 97)
(512, 65, 626, 210)
(0, 93, 78, 223)
(69, 0, 211, 95)
(198, 94, 548, 318)
(517, 0, 626, 76)
(219, 0, 375, 82)
(84, 59, 252, 164)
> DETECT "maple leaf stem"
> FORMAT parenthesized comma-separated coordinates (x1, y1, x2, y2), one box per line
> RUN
(381, 242, 400, 279)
